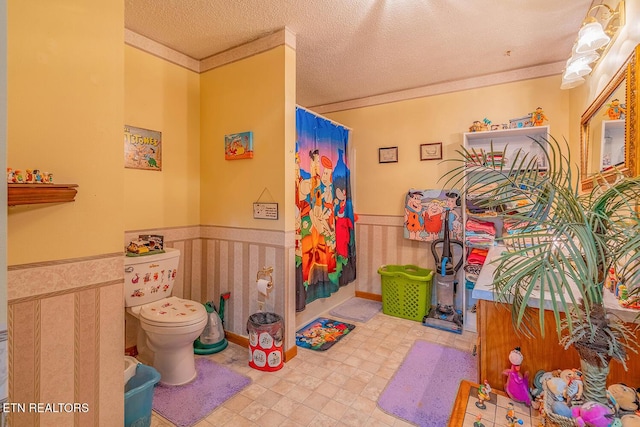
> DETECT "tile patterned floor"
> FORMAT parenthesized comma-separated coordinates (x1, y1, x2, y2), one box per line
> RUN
(150, 311, 478, 427)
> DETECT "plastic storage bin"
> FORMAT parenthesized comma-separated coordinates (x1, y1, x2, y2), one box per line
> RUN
(378, 264, 434, 321)
(247, 312, 284, 372)
(124, 362, 161, 427)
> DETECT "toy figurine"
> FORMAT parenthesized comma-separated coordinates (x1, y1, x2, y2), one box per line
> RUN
(473, 413, 485, 427)
(604, 98, 626, 120)
(469, 120, 488, 132)
(503, 347, 532, 406)
(6, 168, 14, 183)
(476, 380, 492, 409)
(532, 107, 549, 126)
(506, 402, 524, 426)
(562, 369, 584, 406)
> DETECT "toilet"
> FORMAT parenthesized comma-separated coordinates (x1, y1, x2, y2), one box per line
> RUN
(124, 248, 207, 385)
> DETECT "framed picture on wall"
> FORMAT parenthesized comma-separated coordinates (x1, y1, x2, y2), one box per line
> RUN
(420, 142, 442, 161)
(225, 131, 254, 160)
(379, 146, 398, 163)
(124, 125, 162, 170)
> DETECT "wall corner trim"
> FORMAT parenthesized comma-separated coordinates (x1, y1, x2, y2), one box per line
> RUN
(124, 29, 200, 72)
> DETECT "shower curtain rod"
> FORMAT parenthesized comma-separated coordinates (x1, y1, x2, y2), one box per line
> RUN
(296, 105, 353, 131)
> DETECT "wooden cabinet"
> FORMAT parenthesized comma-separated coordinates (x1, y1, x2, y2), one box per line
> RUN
(476, 299, 640, 392)
(8, 184, 78, 206)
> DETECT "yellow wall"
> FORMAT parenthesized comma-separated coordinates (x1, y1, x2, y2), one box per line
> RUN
(7, 0, 124, 265)
(124, 46, 201, 231)
(326, 76, 570, 216)
(200, 46, 295, 231)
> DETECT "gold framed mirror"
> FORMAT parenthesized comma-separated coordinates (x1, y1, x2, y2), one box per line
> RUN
(580, 43, 639, 191)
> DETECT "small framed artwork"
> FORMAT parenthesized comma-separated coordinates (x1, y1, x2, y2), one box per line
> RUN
(379, 146, 398, 163)
(124, 125, 162, 170)
(420, 142, 442, 161)
(225, 131, 254, 160)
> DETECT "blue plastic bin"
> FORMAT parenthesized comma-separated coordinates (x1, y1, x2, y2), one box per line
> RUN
(124, 363, 160, 427)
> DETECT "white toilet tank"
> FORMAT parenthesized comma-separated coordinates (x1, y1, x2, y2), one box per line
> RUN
(124, 247, 180, 308)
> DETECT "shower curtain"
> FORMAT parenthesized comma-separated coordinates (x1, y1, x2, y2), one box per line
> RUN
(295, 107, 356, 312)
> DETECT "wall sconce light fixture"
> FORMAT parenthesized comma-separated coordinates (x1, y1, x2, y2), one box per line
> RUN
(560, 1, 625, 89)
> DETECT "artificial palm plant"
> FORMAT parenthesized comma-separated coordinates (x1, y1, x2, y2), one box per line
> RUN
(444, 135, 640, 404)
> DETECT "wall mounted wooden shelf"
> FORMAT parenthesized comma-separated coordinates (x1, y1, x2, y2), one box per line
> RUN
(8, 184, 78, 206)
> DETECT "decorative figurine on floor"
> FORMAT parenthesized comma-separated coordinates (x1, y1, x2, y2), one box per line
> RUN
(503, 347, 532, 406)
(506, 402, 524, 426)
(476, 380, 492, 409)
(473, 413, 485, 427)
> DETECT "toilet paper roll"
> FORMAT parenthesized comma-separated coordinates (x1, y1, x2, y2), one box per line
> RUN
(257, 279, 272, 296)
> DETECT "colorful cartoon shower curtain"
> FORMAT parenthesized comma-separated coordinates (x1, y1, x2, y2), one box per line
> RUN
(295, 107, 356, 312)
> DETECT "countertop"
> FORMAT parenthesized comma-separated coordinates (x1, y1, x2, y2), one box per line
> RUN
(471, 245, 640, 323)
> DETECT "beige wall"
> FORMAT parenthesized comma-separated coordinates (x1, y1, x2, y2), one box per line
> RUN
(7, 0, 124, 266)
(199, 44, 298, 350)
(326, 75, 570, 216)
(200, 46, 295, 232)
(7, 1, 125, 425)
(124, 46, 201, 231)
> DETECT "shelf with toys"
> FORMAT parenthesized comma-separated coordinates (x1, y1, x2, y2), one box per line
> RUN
(461, 126, 550, 334)
(7, 168, 77, 206)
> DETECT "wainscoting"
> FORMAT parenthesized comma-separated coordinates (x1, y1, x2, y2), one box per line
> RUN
(125, 217, 433, 355)
(354, 214, 437, 296)
(7, 254, 123, 427)
(124, 226, 296, 354)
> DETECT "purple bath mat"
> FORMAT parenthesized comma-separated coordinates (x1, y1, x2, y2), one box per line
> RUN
(153, 357, 251, 427)
(377, 340, 476, 426)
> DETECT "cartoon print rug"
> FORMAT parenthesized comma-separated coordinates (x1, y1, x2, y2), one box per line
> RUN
(295, 317, 356, 351)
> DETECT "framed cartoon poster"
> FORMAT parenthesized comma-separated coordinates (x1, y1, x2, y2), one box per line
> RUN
(124, 125, 162, 170)
(225, 131, 254, 160)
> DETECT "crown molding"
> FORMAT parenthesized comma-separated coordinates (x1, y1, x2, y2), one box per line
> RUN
(125, 29, 200, 72)
(125, 27, 296, 75)
(309, 61, 566, 114)
(200, 27, 296, 73)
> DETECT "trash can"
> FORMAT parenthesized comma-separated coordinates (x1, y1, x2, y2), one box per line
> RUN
(247, 312, 284, 372)
(124, 362, 161, 427)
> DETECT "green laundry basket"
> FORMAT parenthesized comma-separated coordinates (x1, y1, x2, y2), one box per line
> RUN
(378, 264, 433, 321)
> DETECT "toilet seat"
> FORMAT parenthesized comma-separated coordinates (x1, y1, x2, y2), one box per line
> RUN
(139, 296, 206, 328)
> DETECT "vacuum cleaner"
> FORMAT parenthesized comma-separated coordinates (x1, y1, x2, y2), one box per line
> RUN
(423, 209, 465, 334)
(194, 292, 230, 355)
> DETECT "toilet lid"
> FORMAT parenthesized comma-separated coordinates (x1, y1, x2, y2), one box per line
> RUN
(139, 296, 207, 326)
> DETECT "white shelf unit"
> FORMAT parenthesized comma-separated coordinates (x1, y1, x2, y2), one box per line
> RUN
(600, 119, 625, 170)
(461, 126, 549, 333)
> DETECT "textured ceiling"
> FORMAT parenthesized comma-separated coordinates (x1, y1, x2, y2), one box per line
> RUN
(125, 0, 593, 108)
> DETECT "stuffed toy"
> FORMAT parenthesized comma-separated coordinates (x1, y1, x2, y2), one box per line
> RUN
(546, 377, 568, 401)
(503, 347, 532, 406)
(531, 369, 555, 399)
(571, 401, 618, 427)
(621, 414, 640, 427)
(608, 384, 640, 413)
(561, 369, 584, 404)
